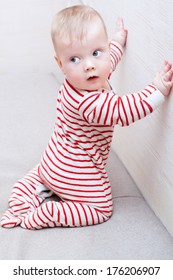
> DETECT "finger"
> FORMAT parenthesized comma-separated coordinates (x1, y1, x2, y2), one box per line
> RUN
(160, 62, 172, 75)
(123, 29, 128, 36)
(165, 62, 172, 71)
(162, 69, 173, 83)
(165, 80, 173, 89)
(164, 60, 172, 72)
(165, 69, 173, 81)
(116, 17, 124, 29)
(165, 60, 172, 66)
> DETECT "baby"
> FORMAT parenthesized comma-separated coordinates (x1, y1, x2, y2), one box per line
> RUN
(1, 5, 173, 230)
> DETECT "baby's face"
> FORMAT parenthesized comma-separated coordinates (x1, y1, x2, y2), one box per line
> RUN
(56, 21, 111, 91)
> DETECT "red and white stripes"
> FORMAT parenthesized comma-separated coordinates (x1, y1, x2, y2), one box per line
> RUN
(110, 41, 123, 73)
(1, 41, 164, 230)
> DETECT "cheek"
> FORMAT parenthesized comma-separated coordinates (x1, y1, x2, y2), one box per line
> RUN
(66, 68, 79, 80)
(102, 61, 111, 78)
(64, 67, 83, 86)
(62, 64, 72, 77)
(100, 55, 111, 75)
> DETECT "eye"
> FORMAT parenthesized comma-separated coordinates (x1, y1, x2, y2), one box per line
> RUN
(93, 50, 102, 57)
(71, 57, 80, 63)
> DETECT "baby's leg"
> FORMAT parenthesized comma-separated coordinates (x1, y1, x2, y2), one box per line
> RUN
(1, 165, 53, 228)
(20, 200, 112, 230)
(8, 165, 47, 216)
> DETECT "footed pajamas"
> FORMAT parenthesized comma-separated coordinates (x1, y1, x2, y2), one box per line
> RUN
(1, 41, 165, 229)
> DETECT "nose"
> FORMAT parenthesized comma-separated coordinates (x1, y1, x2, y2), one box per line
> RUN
(84, 59, 96, 72)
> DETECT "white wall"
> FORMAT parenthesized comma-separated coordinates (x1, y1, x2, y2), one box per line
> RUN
(0, 0, 60, 76)
(0, 0, 88, 76)
(99, 0, 173, 237)
(1, 0, 173, 236)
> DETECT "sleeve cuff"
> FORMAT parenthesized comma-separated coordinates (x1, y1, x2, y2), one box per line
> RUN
(147, 84, 165, 109)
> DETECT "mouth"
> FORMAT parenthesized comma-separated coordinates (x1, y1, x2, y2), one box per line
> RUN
(87, 76, 99, 81)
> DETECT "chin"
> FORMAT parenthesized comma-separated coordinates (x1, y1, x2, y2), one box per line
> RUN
(86, 82, 103, 91)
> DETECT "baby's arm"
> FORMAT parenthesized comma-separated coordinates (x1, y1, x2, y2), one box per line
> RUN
(113, 17, 128, 48)
(112, 21, 173, 97)
(79, 63, 172, 127)
(153, 60, 173, 96)
(109, 18, 128, 74)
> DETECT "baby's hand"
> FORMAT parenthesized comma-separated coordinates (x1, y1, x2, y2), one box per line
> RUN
(153, 61, 173, 96)
(113, 17, 128, 47)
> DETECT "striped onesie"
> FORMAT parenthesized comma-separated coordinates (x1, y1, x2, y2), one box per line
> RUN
(1, 41, 164, 229)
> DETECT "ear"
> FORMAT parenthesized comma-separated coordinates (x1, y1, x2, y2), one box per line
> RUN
(54, 55, 63, 70)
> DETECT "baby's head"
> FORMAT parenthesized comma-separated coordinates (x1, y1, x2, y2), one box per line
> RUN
(51, 5, 108, 52)
(51, 5, 111, 91)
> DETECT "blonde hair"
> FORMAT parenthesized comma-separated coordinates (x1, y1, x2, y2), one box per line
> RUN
(51, 5, 108, 53)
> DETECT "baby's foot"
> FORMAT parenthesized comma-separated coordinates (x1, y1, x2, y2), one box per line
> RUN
(9, 198, 34, 216)
(8, 193, 44, 216)
(1, 208, 21, 228)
